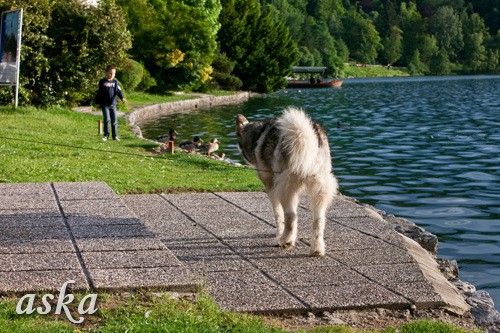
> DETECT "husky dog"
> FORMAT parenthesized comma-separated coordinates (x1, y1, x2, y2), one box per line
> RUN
(236, 107, 338, 256)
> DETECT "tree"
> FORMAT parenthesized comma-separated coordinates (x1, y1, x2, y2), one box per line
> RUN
(342, 7, 381, 63)
(0, 0, 131, 106)
(218, 0, 299, 93)
(117, 0, 222, 91)
(382, 25, 403, 65)
(430, 48, 452, 75)
(408, 49, 427, 75)
(460, 12, 488, 71)
(429, 6, 464, 60)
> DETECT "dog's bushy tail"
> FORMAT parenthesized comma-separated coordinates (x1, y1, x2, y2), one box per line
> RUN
(277, 107, 331, 178)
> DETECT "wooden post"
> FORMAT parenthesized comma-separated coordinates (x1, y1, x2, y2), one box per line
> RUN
(167, 140, 175, 153)
(98, 120, 102, 135)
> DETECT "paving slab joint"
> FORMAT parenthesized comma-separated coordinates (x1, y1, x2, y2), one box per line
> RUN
(50, 183, 95, 291)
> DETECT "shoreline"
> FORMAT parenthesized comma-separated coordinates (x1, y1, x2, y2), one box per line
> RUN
(121, 92, 499, 331)
(126, 92, 253, 140)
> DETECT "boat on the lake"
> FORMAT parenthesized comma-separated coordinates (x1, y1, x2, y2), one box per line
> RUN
(286, 78, 343, 88)
(286, 66, 343, 88)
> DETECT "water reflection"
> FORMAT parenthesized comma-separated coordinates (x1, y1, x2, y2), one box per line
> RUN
(141, 76, 500, 307)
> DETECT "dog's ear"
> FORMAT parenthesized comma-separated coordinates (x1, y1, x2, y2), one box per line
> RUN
(236, 114, 249, 134)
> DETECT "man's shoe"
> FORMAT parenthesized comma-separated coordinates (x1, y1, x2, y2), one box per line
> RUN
(102, 136, 108, 141)
(113, 137, 120, 141)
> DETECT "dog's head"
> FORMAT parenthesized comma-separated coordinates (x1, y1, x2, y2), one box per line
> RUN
(235, 114, 254, 165)
(236, 114, 249, 138)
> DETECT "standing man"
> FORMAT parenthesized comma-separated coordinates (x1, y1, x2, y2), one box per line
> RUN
(97, 65, 126, 141)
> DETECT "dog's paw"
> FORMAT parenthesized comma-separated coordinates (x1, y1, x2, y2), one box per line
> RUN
(280, 236, 296, 248)
(310, 249, 325, 257)
(310, 243, 325, 257)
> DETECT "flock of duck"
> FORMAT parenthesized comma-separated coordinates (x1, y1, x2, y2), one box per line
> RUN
(157, 129, 221, 158)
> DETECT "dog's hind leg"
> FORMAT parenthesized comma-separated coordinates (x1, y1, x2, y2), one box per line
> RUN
(306, 173, 337, 256)
(275, 174, 302, 248)
(259, 170, 285, 246)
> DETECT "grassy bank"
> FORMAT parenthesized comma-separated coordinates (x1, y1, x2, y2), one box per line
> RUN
(0, 105, 262, 194)
(342, 64, 409, 78)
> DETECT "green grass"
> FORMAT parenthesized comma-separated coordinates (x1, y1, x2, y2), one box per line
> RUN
(0, 105, 263, 194)
(0, 291, 481, 333)
(342, 64, 410, 78)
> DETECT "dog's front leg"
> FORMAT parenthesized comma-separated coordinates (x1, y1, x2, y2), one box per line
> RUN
(311, 213, 326, 256)
(271, 199, 285, 246)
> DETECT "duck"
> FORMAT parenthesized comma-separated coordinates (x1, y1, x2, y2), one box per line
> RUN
(199, 138, 219, 156)
(179, 135, 204, 153)
(157, 129, 177, 142)
(336, 121, 350, 128)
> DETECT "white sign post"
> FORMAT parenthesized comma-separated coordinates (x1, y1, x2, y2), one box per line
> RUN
(0, 9, 23, 108)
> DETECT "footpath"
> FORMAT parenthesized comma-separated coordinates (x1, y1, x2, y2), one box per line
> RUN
(0, 181, 473, 317)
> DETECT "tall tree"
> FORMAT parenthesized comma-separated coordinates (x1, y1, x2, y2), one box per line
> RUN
(381, 25, 403, 65)
(218, 0, 299, 93)
(429, 6, 464, 60)
(117, 0, 222, 91)
(342, 7, 381, 63)
(460, 12, 488, 71)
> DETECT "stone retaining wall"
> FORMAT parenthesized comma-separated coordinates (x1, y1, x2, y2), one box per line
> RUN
(126, 92, 252, 139)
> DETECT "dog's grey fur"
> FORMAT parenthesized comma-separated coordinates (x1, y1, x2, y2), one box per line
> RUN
(236, 107, 338, 256)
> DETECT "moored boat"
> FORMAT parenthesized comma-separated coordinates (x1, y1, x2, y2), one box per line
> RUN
(286, 66, 343, 88)
(286, 79, 343, 88)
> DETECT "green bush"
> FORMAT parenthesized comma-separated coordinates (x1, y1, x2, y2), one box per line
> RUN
(211, 53, 243, 91)
(135, 67, 157, 92)
(116, 58, 144, 91)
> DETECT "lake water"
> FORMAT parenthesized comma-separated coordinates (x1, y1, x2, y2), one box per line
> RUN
(141, 76, 500, 307)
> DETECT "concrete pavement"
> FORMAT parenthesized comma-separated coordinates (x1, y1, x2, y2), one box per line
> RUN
(0, 182, 469, 315)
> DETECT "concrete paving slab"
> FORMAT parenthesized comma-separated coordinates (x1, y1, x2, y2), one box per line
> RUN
(162, 193, 219, 207)
(334, 217, 395, 236)
(173, 203, 244, 218)
(122, 194, 187, 220)
(0, 270, 89, 294)
(354, 263, 427, 284)
(53, 181, 118, 200)
(0, 239, 74, 254)
(205, 270, 307, 313)
(59, 199, 136, 219)
(89, 267, 199, 292)
(328, 245, 415, 266)
(71, 224, 154, 238)
(215, 191, 268, 200)
(386, 282, 444, 308)
(76, 237, 167, 252)
(264, 266, 371, 287)
(0, 252, 81, 271)
(325, 197, 378, 218)
(197, 217, 275, 239)
(81, 249, 182, 269)
(67, 216, 143, 227)
(322, 233, 393, 251)
(156, 226, 217, 245)
(290, 282, 410, 311)
(0, 215, 66, 228)
(0, 199, 59, 211)
(168, 242, 254, 272)
(0, 226, 70, 241)
(0, 182, 53, 196)
(0, 209, 61, 217)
